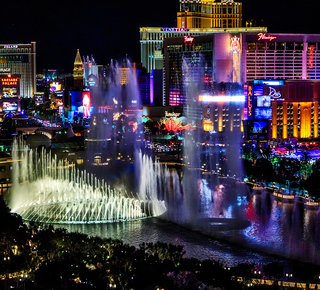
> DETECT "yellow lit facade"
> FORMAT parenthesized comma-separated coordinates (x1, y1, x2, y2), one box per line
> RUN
(273, 101, 318, 139)
(266, 81, 320, 140)
(202, 102, 244, 133)
(73, 49, 84, 90)
(177, 0, 242, 29)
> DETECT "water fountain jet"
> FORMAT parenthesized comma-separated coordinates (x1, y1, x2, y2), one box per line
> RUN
(7, 139, 166, 224)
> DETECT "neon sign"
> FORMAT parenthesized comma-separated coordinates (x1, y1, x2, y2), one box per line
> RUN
(268, 87, 284, 100)
(308, 45, 315, 70)
(1, 78, 18, 86)
(257, 33, 277, 41)
(162, 28, 188, 32)
(4, 45, 18, 49)
(247, 85, 253, 119)
(165, 111, 181, 118)
(230, 36, 241, 54)
(184, 36, 194, 45)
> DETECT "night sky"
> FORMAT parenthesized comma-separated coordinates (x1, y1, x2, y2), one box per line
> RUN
(1, 0, 319, 73)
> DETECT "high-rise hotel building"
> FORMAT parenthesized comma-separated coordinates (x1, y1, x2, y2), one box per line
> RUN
(140, 0, 253, 73)
(0, 42, 36, 98)
(243, 33, 320, 140)
(177, 0, 242, 29)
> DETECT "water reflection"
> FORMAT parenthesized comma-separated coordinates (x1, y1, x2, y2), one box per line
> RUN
(242, 191, 320, 264)
(56, 178, 320, 266)
(55, 217, 281, 267)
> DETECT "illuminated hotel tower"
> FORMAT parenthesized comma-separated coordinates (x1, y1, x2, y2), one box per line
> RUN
(73, 49, 84, 90)
(140, 0, 259, 73)
(177, 0, 242, 29)
(0, 42, 36, 98)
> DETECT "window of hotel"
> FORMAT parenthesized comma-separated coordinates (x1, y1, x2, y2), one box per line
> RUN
(266, 42, 276, 50)
(277, 43, 285, 50)
(256, 42, 266, 50)
(247, 42, 256, 50)
(295, 43, 304, 50)
(286, 43, 294, 50)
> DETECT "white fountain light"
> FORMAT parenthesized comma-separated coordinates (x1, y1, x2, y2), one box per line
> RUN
(8, 139, 166, 224)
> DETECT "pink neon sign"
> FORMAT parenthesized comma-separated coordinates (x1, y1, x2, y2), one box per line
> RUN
(257, 33, 277, 41)
(184, 36, 194, 45)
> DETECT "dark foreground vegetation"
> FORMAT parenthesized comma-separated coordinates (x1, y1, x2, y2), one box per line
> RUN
(1, 196, 320, 289)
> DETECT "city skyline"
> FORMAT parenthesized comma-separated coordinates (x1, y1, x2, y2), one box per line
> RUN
(1, 0, 319, 73)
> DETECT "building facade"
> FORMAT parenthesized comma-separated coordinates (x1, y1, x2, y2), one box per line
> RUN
(73, 49, 84, 90)
(244, 80, 320, 142)
(140, 27, 266, 73)
(177, 0, 242, 29)
(0, 42, 36, 98)
(244, 33, 320, 81)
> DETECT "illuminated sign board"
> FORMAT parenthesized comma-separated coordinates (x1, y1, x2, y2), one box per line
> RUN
(230, 36, 241, 54)
(3, 45, 18, 49)
(257, 33, 277, 41)
(267, 86, 285, 101)
(34, 94, 44, 105)
(254, 108, 272, 119)
(256, 95, 271, 107)
(184, 36, 194, 45)
(2, 102, 17, 111)
(257, 80, 284, 86)
(0, 68, 10, 74)
(161, 28, 188, 32)
(248, 120, 268, 134)
(165, 111, 181, 118)
(50, 82, 61, 92)
(3, 87, 17, 98)
(1, 78, 18, 86)
(199, 95, 244, 103)
(247, 85, 253, 119)
(82, 92, 91, 118)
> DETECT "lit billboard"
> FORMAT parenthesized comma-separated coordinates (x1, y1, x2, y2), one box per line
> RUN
(248, 120, 268, 134)
(50, 82, 62, 92)
(3, 102, 18, 112)
(82, 92, 91, 118)
(256, 95, 271, 107)
(254, 108, 272, 119)
(3, 87, 17, 98)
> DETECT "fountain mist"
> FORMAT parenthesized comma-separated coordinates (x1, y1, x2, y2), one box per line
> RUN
(8, 139, 166, 224)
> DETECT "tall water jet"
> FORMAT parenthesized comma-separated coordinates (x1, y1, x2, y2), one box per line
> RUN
(7, 138, 166, 224)
(86, 58, 143, 165)
(180, 55, 204, 225)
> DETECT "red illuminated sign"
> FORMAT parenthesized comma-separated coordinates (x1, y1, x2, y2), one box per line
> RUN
(184, 36, 194, 45)
(1, 78, 18, 86)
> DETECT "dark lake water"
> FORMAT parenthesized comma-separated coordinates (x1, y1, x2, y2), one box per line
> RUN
(55, 180, 320, 269)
